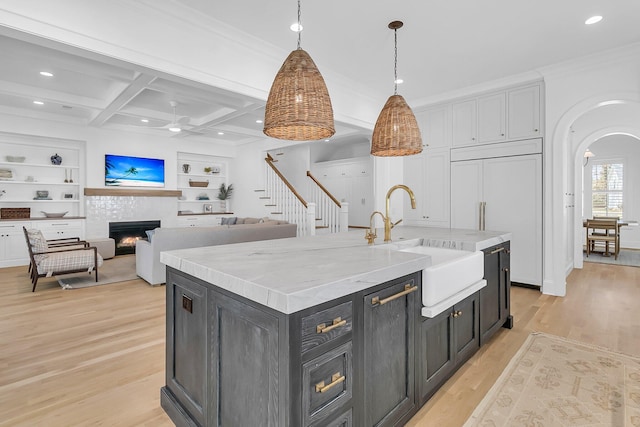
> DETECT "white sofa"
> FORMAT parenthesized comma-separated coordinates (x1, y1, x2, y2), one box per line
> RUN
(135, 219, 297, 285)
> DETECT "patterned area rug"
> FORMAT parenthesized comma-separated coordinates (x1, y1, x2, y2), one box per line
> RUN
(56, 254, 137, 289)
(464, 332, 640, 426)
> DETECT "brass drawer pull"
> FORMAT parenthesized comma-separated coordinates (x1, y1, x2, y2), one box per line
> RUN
(316, 317, 347, 334)
(371, 284, 418, 306)
(315, 372, 345, 393)
(490, 247, 505, 254)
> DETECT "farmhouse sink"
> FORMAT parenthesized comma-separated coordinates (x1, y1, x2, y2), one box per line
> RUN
(397, 246, 484, 307)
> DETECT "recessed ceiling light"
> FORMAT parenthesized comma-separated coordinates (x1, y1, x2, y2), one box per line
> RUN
(217, 132, 225, 135)
(39, 71, 54, 77)
(255, 119, 263, 124)
(141, 119, 149, 123)
(33, 100, 44, 105)
(394, 78, 404, 84)
(290, 23, 303, 32)
(324, 139, 330, 142)
(585, 15, 603, 25)
(169, 126, 181, 133)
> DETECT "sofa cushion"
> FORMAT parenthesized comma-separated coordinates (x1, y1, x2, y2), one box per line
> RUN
(221, 217, 237, 225)
(243, 217, 260, 224)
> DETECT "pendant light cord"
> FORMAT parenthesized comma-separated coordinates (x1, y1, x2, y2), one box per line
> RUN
(394, 28, 398, 95)
(297, 0, 302, 49)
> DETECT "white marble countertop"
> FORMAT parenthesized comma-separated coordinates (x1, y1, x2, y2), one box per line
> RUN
(161, 226, 511, 314)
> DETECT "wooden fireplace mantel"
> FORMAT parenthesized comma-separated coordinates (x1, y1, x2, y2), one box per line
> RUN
(84, 188, 182, 197)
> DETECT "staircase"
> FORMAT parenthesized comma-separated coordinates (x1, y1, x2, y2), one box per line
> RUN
(256, 155, 348, 236)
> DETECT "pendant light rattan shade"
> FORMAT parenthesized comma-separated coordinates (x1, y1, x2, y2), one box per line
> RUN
(371, 94, 422, 156)
(263, 49, 335, 141)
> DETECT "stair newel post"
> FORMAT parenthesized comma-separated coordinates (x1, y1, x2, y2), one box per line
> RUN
(306, 202, 316, 236)
(340, 202, 349, 233)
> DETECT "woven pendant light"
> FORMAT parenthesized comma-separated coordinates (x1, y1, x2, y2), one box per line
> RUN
(371, 21, 422, 157)
(263, 0, 335, 141)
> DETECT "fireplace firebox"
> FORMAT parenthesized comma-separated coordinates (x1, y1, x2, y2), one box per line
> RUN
(109, 220, 160, 256)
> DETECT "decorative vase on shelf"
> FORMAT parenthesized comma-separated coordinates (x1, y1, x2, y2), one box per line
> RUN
(50, 153, 62, 165)
(182, 164, 191, 173)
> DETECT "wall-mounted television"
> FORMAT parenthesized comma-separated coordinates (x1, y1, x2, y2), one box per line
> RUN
(105, 154, 165, 188)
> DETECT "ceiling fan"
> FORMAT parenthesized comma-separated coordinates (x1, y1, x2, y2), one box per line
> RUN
(146, 101, 195, 133)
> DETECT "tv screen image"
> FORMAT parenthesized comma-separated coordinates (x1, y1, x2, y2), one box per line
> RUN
(105, 154, 165, 188)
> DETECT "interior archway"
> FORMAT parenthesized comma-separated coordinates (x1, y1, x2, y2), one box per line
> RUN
(570, 102, 640, 269)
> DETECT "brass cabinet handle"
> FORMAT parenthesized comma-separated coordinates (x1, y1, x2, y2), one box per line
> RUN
(371, 284, 418, 306)
(451, 310, 463, 318)
(490, 247, 505, 254)
(315, 372, 345, 393)
(316, 317, 347, 334)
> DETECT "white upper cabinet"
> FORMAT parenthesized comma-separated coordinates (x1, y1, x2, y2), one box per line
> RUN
(403, 147, 450, 228)
(416, 105, 450, 148)
(452, 99, 477, 147)
(507, 85, 541, 140)
(477, 93, 506, 144)
(450, 82, 542, 148)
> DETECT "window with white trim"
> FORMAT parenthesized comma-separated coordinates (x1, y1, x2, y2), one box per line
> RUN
(591, 160, 624, 218)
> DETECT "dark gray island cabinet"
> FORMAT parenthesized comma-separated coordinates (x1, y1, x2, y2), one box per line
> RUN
(161, 243, 511, 427)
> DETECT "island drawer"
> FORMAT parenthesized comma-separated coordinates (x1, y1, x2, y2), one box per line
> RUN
(301, 301, 353, 353)
(302, 341, 353, 426)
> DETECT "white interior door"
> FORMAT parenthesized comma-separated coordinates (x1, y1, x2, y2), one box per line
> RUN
(450, 160, 482, 230)
(483, 154, 542, 286)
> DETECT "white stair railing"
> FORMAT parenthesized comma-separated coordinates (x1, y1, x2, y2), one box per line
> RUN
(264, 155, 314, 236)
(306, 171, 349, 233)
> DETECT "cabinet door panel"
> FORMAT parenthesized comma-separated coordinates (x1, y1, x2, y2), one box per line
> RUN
(483, 155, 542, 285)
(166, 272, 208, 425)
(452, 100, 477, 147)
(478, 93, 506, 143)
(480, 247, 502, 344)
(453, 293, 480, 362)
(424, 149, 450, 227)
(403, 154, 426, 222)
(419, 310, 454, 403)
(211, 292, 280, 427)
(450, 160, 482, 230)
(508, 85, 541, 139)
(364, 280, 416, 426)
(417, 106, 449, 148)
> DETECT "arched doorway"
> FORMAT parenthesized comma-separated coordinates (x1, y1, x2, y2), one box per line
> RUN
(570, 102, 640, 269)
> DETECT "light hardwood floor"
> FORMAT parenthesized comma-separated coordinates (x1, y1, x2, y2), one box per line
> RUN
(1, 261, 638, 426)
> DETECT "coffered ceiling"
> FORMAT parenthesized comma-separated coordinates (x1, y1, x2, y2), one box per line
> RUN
(1, 0, 640, 146)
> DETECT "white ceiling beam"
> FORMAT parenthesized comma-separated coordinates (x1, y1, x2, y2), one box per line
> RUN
(89, 73, 157, 127)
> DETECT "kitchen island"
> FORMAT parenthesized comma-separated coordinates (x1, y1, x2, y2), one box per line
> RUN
(160, 227, 511, 427)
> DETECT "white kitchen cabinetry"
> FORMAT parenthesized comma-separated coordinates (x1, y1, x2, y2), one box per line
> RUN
(452, 99, 477, 147)
(450, 139, 542, 286)
(0, 137, 83, 217)
(177, 152, 230, 214)
(507, 85, 541, 140)
(0, 221, 30, 267)
(403, 148, 450, 228)
(450, 82, 542, 148)
(311, 157, 373, 228)
(415, 105, 450, 148)
(477, 93, 506, 144)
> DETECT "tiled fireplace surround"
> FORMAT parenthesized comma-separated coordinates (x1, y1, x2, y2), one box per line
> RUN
(85, 195, 178, 238)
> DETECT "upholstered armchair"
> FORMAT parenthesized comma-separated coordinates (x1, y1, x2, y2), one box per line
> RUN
(23, 227, 103, 292)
